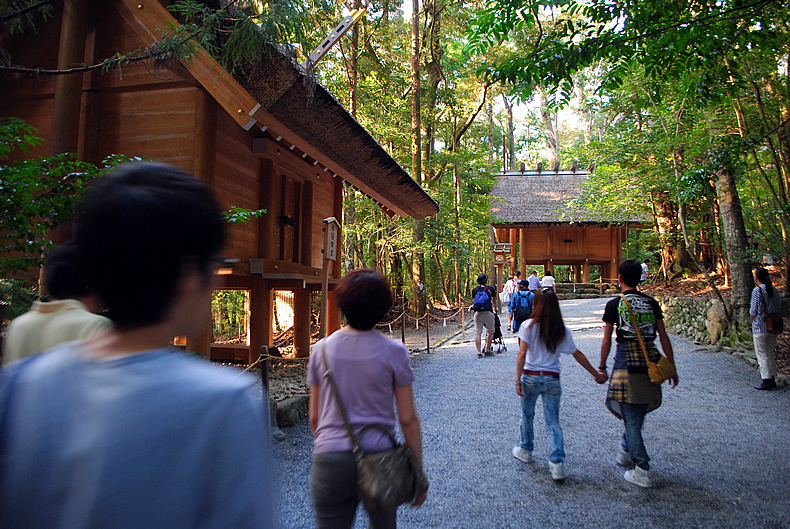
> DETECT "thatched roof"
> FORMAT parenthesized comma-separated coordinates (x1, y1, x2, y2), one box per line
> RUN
(239, 52, 439, 220)
(490, 169, 643, 226)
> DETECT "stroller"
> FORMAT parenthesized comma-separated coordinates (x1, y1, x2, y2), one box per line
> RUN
(489, 313, 507, 354)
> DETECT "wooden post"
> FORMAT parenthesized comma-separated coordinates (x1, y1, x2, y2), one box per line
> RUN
(293, 289, 311, 358)
(186, 297, 212, 359)
(582, 261, 590, 282)
(249, 277, 272, 365)
(461, 307, 465, 343)
(320, 217, 340, 338)
(520, 227, 528, 274)
(401, 312, 406, 344)
(426, 315, 430, 354)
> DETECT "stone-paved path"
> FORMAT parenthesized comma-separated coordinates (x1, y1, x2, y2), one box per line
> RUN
(273, 298, 790, 528)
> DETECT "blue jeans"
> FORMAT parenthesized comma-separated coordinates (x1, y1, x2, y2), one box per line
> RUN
(621, 402, 650, 470)
(519, 374, 565, 463)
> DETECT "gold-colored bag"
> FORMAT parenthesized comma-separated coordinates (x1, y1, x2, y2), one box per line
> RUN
(620, 295, 676, 384)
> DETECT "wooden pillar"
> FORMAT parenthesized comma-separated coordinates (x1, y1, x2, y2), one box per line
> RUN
(186, 298, 212, 359)
(259, 159, 279, 259)
(249, 277, 272, 364)
(519, 227, 527, 274)
(50, 0, 90, 156)
(293, 289, 311, 358)
(193, 88, 217, 184)
(582, 261, 590, 282)
(301, 182, 313, 266)
(546, 261, 554, 273)
(574, 263, 583, 283)
(327, 287, 341, 335)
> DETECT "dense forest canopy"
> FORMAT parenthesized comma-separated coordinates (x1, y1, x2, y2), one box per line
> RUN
(1, 0, 788, 327)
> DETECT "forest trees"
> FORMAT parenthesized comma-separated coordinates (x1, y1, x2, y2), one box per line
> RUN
(469, 0, 790, 324)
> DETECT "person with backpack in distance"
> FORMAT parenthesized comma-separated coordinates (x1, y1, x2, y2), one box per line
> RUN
(598, 259, 678, 489)
(750, 267, 782, 390)
(501, 274, 518, 332)
(470, 273, 496, 358)
(512, 290, 608, 482)
(509, 280, 534, 335)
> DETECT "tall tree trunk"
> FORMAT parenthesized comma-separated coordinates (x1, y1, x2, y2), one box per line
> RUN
(715, 163, 754, 327)
(538, 89, 558, 166)
(487, 103, 494, 166)
(410, 0, 426, 317)
(503, 95, 515, 170)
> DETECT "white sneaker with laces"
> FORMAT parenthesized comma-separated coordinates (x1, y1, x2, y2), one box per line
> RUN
(549, 461, 566, 482)
(512, 446, 532, 463)
(624, 465, 652, 488)
(616, 448, 633, 468)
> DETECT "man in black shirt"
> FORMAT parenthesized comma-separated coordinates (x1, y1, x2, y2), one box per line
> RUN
(599, 259, 678, 489)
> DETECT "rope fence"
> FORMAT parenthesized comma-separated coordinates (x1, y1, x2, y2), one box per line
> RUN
(375, 308, 468, 354)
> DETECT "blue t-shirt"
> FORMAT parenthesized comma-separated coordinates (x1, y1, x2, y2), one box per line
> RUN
(0, 344, 274, 528)
(308, 328, 415, 454)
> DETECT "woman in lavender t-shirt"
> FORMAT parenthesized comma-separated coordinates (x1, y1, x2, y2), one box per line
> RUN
(308, 269, 427, 528)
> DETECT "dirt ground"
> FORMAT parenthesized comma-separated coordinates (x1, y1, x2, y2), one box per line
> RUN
(641, 268, 789, 377)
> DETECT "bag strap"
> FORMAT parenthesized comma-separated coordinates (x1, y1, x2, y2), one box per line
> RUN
(620, 294, 652, 366)
(319, 342, 363, 456)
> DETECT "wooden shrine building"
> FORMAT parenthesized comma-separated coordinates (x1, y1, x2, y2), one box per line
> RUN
(490, 165, 638, 289)
(0, 0, 438, 362)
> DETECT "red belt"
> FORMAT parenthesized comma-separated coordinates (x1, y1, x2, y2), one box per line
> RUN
(523, 370, 560, 378)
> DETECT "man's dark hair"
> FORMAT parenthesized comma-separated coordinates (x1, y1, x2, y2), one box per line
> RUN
(644, 258, 650, 264)
(515, 270, 521, 277)
(75, 163, 225, 330)
(619, 259, 642, 287)
(335, 268, 393, 330)
(44, 242, 91, 301)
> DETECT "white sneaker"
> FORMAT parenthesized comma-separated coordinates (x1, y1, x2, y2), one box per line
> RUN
(624, 466, 652, 488)
(549, 461, 566, 482)
(616, 448, 633, 468)
(512, 446, 532, 463)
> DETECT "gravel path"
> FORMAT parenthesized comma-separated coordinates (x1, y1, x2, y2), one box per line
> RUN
(273, 298, 790, 528)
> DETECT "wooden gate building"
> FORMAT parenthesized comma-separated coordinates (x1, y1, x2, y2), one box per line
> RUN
(490, 166, 638, 288)
(0, 0, 438, 361)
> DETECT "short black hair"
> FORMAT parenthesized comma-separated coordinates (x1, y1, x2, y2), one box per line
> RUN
(75, 163, 225, 330)
(44, 242, 91, 300)
(619, 259, 642, 287)
(335, 269, 393, 330)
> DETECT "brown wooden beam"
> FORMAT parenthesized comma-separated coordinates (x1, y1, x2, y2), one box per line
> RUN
(50, 0, 90, 156)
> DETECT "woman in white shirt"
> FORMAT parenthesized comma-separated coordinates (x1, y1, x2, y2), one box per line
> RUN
(512, 291, 607, 481)
(540, 270, 556, 292)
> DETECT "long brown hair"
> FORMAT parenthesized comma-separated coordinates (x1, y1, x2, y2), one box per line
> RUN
(530, 290, 566, 353)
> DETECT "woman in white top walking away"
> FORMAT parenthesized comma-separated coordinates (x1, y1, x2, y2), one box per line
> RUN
(512, 290, 608, 481)
(540, 270, 556, 292)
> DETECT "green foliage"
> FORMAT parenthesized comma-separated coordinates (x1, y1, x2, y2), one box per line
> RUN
(212, 290, 248, 342)
(0, 0, 54, 36)
(222, 206, 266, 224)
(0, 118, 132, 278)
(1, 278, 38, 322)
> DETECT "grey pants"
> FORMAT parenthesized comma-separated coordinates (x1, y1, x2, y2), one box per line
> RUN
(311, 451, 397, 529)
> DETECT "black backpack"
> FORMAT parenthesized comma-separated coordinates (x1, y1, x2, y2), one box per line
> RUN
(512, 291, 534, 325)
(472, 286, 493, 311)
